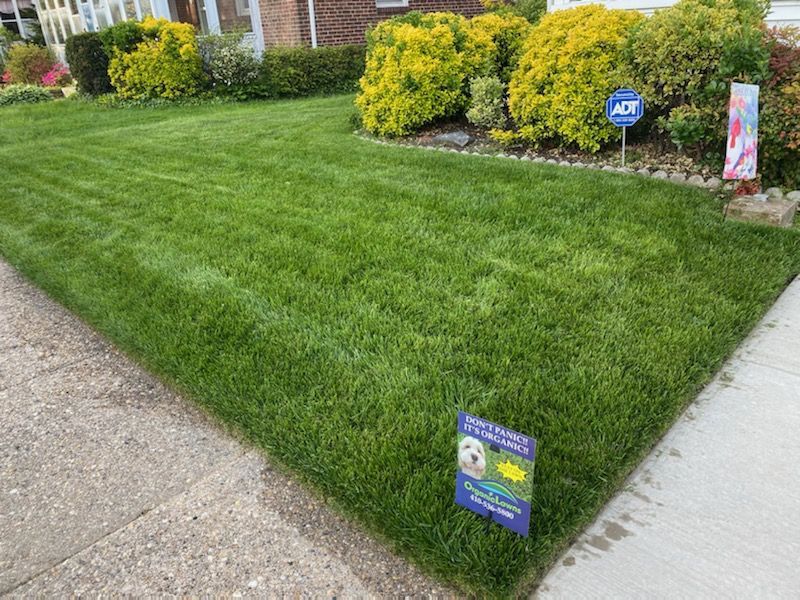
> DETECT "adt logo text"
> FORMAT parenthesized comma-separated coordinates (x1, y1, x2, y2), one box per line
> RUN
(611, 101, 639, 117)
(606, 89, 644, 127)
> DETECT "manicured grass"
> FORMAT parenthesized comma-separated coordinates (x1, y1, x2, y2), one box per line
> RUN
(1, 95, 798, 595)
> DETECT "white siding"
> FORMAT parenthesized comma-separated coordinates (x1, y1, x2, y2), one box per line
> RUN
(547, 0, 800, 26)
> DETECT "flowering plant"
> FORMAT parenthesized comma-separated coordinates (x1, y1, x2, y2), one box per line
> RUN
(199, 32, 258, 92)
(2, 71, 11, 84)
(41, 63, 71, 87)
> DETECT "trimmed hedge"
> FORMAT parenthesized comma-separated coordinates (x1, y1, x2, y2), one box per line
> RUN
(251, 44, 365, 99)
(65, 32, 113, 96)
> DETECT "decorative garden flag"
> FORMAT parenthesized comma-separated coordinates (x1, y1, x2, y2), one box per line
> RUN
(723, 82, 759, 180)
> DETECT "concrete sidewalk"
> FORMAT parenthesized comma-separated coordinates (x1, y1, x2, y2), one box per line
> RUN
(0, 259, 441, 596)
(537, 277, 800, 598)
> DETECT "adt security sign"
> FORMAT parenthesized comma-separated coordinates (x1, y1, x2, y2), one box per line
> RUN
(606, 88, 644, 127)
(605, 88, 644, 166)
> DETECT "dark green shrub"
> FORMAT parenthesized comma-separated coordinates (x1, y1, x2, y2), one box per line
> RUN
(0, 83, 52, 106)
(251, 44, 365, 99)
(511, 0, 547, 24)
(65, 32, 113, 96)
(481, 0, 547, 25)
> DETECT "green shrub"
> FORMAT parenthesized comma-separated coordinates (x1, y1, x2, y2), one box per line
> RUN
(253, 44, 365, 99)
(481, 0, 547, 25)
(626, 0, 769, 156)
(508, 5, 643, 152)
(467, 75, 506, 129)
(759, 26, 800, 188)
(1, 27, 20, 73)
(98, 19, 144, 56)
(467, 12, 533, 83)
(199, 32, 259, 97)
(0, 83, 52, 106)
(65, 32, 113, 96)
(107, 17, 205, 99)
(513, 0, 547, 24)
(4, 43, 54, 84)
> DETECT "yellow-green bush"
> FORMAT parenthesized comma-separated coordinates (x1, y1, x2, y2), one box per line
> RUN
(356, 11, 531, 136)
(356, 12, 475, 136)
(108, 17, 205, 99)
(508, 6, 643, 152)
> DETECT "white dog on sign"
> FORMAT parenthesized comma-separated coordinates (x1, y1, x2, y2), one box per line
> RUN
(458, 436, 486, 479)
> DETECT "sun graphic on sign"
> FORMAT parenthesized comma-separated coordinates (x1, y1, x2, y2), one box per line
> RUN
(496, 459, 527, 483)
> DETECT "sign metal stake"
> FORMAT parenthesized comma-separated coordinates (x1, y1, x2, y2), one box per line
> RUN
(622, 126, 627, 167)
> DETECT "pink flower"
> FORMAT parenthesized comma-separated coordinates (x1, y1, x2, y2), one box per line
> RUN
(41, 63, 71, 87)
(1, 71, 11, 84)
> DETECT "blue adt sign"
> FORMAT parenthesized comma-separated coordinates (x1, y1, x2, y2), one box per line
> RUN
(455, 412, 537, 537)
(606, 88, 644, 127)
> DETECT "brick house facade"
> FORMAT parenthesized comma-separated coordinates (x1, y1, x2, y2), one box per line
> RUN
(260, 0, 484, 47)
(35, 0, 482, 60)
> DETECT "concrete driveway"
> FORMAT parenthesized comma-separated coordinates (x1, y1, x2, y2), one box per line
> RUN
(0, 259, 440, 596)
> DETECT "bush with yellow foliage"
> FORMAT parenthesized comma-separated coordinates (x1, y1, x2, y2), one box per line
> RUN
(507, 5, 643, 152)
(356, 11, 532, 136)
(107, 18, 205, 100)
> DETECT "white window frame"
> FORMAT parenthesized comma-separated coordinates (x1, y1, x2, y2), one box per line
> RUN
(376, 0, 409, 8)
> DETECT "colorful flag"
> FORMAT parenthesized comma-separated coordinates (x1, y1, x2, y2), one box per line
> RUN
(723, 82, 759, 180)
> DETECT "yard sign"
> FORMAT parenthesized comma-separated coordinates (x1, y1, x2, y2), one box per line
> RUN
(723, 82, 759, 180)
(455, 411, 537, 536)
(605, 88, 644, 167)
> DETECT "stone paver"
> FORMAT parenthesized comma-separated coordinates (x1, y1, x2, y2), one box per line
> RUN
(726, 196, 798, 228)
(536, 277, 800, 598)
(0, 259, 440, 596)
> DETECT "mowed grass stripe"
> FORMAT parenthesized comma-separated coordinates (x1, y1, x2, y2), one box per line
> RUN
(1, 95, 798, 595)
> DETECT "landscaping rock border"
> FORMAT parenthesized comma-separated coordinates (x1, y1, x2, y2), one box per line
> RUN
(359, 133, 800, 200)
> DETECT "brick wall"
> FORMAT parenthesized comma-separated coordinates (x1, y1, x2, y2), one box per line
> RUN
(260, 0, 310, 46)
(258, 0, 484, 47)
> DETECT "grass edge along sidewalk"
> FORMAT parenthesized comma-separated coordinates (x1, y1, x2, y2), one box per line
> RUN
(0, 95, 798, 596)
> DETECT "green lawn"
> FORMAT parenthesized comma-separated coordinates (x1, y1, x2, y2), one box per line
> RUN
(1, 95, 798, 595)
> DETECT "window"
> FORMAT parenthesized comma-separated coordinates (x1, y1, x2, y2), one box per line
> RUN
(216, 0, 252, 32)
(376, 0, 408, 8)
